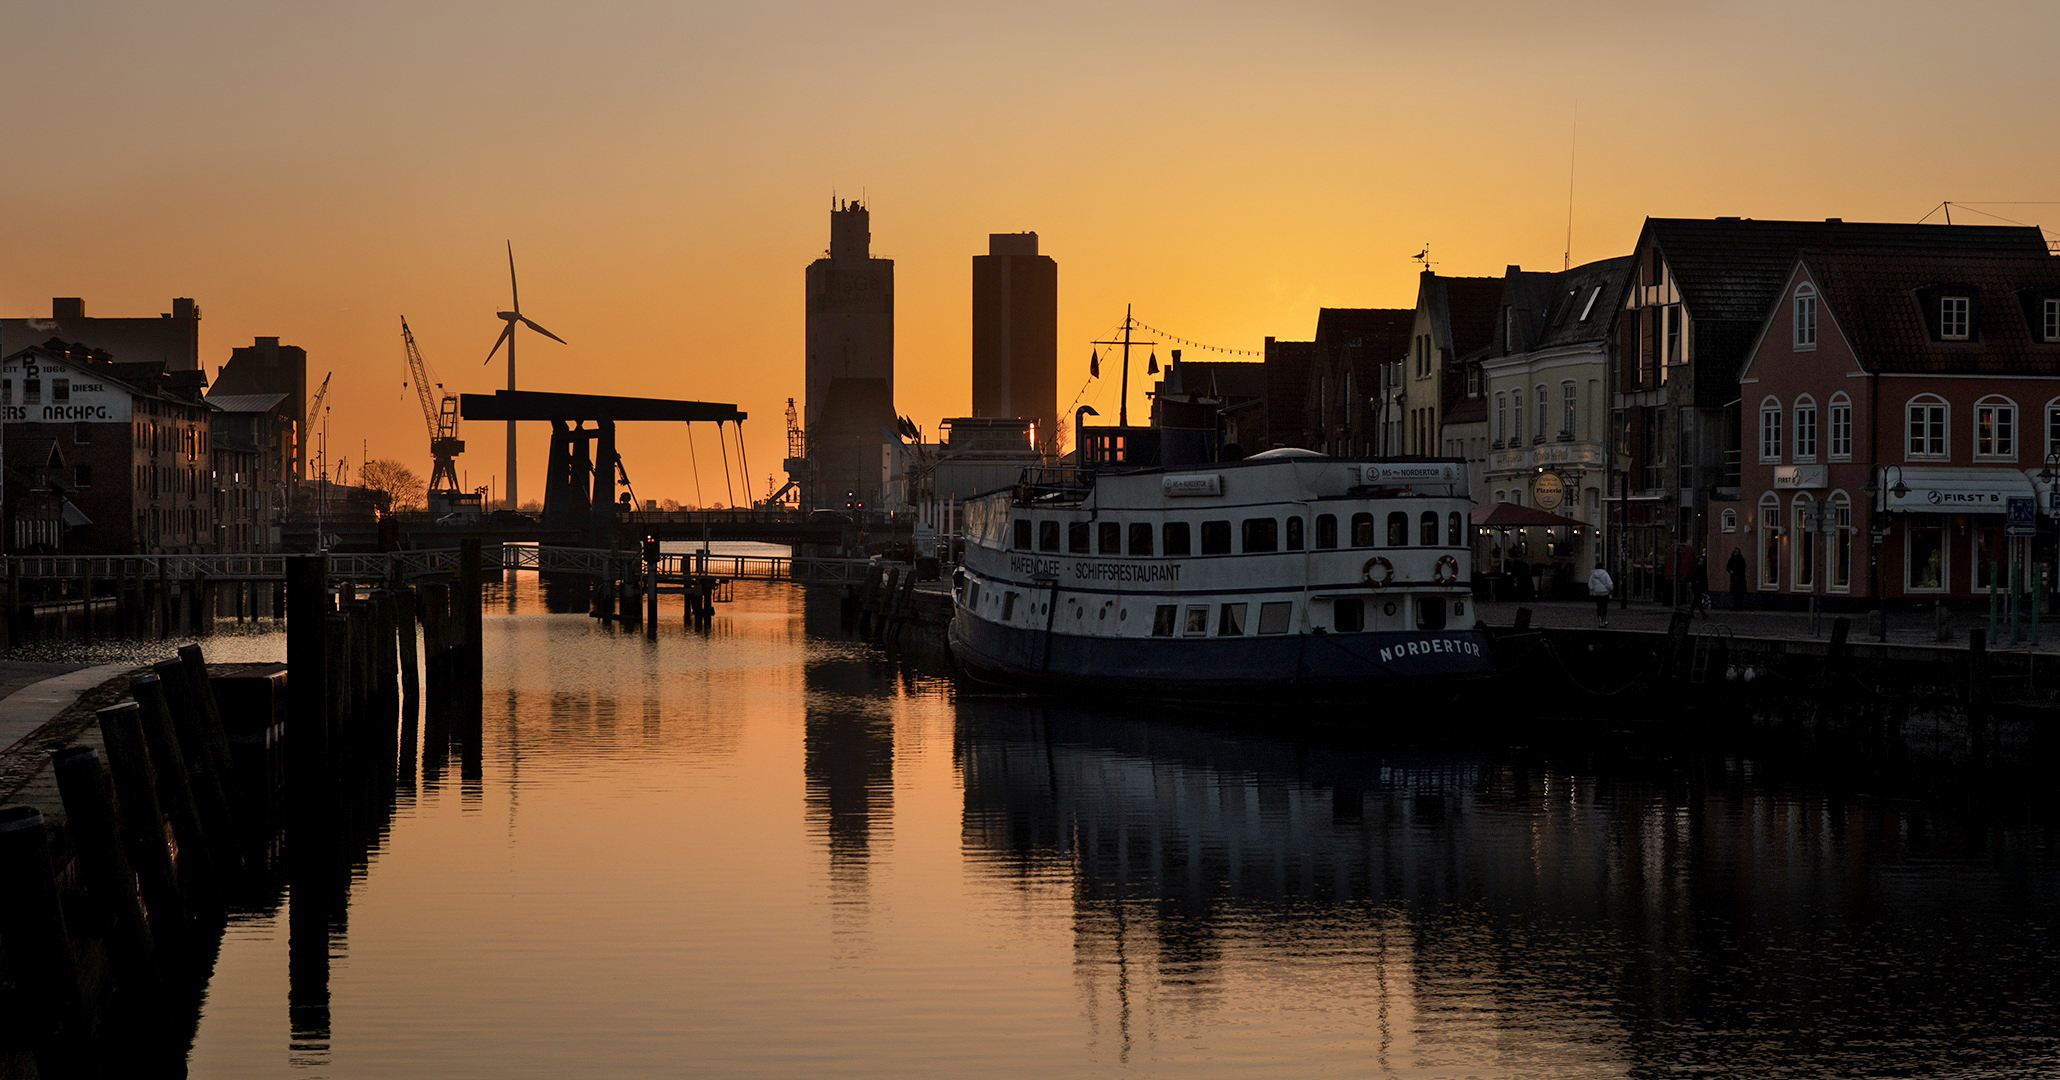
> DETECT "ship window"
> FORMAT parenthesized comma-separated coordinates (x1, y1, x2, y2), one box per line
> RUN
(1003, 593, 1017, 620)
(1258, 601, 1292, 634)
(1129, 522, 1154, 555)
(1419, 511, 1438, 546)
(1218, 603, 1247, 636)
(1163, 521, 1191, 556)
(1242, 518, 1277, 553)
(1447, 512, 1462, 546)
(1013, 519, 1031, 550)
(1038, 520, 1059, 551)
(1152, 605, 1177, 636)
(1416, 596, 1447, 630)
(1334, 598, 1365, 632)
(1097, 521, 1120, 554)
(1068, 522, 1090, 553)
(1350, 513, 1374, 547)
(1316, 514, 1338, 548)
(1200, 520, 1232, 554)
(965, 583, 979, 610)
(1286, 517, 1305, 550)
(1387, 512, 1409, 546)
(1184, 605, 1210, 635)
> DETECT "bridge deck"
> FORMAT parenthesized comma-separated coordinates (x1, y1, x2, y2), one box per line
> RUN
(2, 549, 878, 586)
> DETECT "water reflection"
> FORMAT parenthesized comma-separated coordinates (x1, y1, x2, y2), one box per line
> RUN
(802, 595, 896, 914)
(955, 702, 2060, 1077)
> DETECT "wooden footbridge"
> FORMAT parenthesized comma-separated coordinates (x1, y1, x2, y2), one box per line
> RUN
(2, 548, 877, 587)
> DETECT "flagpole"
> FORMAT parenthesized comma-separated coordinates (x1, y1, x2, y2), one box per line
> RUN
(1092, 305, 1156, 430)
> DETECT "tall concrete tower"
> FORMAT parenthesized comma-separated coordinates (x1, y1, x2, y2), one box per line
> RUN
(804, 200, 896, 509)
(971, 233, 1057, 453)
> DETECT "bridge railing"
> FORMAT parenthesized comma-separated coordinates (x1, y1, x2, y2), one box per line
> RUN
(2, 550, 888, 586)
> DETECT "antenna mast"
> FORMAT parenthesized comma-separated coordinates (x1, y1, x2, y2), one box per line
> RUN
(1091, 305, 1156, 427)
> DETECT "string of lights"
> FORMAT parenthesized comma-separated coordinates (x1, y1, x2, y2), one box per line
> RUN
(1132, 319, 1263, 358)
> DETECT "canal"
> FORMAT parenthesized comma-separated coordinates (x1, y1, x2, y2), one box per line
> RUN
(14, 571, 2060, 1077)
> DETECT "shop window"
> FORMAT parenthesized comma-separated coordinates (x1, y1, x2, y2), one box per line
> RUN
(1200, 520, 1231, 554)
(1350, 513, 1374, 547)
(1907, 518, 1946, 590)
(1129, 522, 1153, 556)
(1759, 495, 1781, 588)
(1831, 497, 1853, 592)
(1386, 512, 1408, 546)
(1285, 517, 1305, 551)
(1217, 603, 1247, 636)
(1242, 518, 1277, 553)
(1333, 598, 1365, 632)
(1793, 497, 1816, 589)
(1257, 602, 1292, 635)
(1315, 514, 1337, 549)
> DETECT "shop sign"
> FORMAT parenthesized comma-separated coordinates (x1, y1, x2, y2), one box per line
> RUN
(1772, 465, 1826, 490)
(1533, 471, 1566, 510)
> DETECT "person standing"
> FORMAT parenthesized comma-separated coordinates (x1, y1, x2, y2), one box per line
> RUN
(1588, 561, 1614, 627)
(1726, 547, 1748, 610)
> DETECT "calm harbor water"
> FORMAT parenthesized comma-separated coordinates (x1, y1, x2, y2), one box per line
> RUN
(14, 568, 2060, 1078)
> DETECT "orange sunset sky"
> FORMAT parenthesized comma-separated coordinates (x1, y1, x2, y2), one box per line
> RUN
(5, 0, 2055, 506)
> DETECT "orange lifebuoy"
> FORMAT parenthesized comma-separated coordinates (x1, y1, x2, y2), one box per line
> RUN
(1433, 555, 1460, 585)
(1363, 556, 1394, 588)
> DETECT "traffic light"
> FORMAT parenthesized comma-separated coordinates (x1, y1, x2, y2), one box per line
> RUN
(642, 534, 660, 564)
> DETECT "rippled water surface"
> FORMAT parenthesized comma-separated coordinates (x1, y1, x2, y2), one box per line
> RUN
(124, 577, 2060, 1078)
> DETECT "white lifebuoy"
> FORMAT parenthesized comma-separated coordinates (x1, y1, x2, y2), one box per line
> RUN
(1363, 556, 1394, 588)
(1433, 555, 1460, 585)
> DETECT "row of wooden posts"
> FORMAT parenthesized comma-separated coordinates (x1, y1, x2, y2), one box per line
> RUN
(843, 563, 921, 642)
(0, 543, 486, 1078)
(2, 564, 271, 647)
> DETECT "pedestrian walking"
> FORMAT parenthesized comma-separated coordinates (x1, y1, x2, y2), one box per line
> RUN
(1726, 547, 1747, 610)
(1588, 561, 1614, 627)
(1691, 553, 1710, 616)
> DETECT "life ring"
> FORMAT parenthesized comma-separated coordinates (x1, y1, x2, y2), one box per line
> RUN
(1362, 556, 1394, 588)
(1433, 555, 1460, 585)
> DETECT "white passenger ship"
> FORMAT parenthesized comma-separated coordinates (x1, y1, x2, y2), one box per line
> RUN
(949, 449, 1492, 697)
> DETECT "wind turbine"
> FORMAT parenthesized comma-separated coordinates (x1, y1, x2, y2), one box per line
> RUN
(484, 241, 566, 511)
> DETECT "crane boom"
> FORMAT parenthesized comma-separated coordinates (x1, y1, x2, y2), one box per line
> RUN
(307, 371, 331, 426)
(399, 317, 466, 504)
(401, 317, 441, 441)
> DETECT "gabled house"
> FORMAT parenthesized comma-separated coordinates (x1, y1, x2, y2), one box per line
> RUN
(1611, 217, 2049, 596)
(1402, 272, 1502, 498)
(1729, 251, 2060, 605)
(1298, 307, 1415, 457)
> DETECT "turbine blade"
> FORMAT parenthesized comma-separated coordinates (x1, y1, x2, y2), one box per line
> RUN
(520, 316, 567, 345)
(485, 322, 514, 363)
(507, 241, 519, 313)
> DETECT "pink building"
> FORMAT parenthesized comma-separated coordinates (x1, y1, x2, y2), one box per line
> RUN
(1725, 251, 2060, 605)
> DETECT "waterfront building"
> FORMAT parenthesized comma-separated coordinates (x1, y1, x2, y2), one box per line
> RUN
(1, 296, 202, 373)
(1403, 271, 1502, 498)
(1149, 353, 1268, 456)
(971, 232, 1058, 455)
(1299, 308, 1415, 456)
(804, 200, 896, 510)
(206, 391, 295, 552)
(210, 336, 310, 481)
(1479, 256, 1632, 589)
(1257, 337, 1319, 452)
(1610, 217, 2048, 600)
(1, 341, 215, 553)
(1728, 250, 2060, 605)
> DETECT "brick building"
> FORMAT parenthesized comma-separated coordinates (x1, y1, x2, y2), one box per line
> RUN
(1727, 251, 2060, 606)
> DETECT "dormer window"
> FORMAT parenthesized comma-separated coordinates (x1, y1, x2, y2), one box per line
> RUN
(1942, 296, 1971, 340)
(2046, 298, 2059, 343)
(1578, 286, 1601, 322)
(1794, 285, 1817, 349)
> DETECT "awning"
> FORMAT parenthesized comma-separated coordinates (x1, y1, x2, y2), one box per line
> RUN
(60, 499, 92, 528)
(1883, 466, 2036, 514)
(1471, 503, 1587, 528)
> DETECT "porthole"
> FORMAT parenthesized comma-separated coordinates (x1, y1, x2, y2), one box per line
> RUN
(1383, 601, 1398, 617)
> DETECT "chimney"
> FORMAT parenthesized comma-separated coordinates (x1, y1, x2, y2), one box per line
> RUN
(172, 297, 198, 320)
(52, 298, 83, 319)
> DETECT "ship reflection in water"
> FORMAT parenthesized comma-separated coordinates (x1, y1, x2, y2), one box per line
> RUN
(169, 578, 2060, 1078)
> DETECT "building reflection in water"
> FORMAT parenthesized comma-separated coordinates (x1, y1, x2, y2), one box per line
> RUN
(801, 594, 896, 927)
(956, 701, 2060, 1077)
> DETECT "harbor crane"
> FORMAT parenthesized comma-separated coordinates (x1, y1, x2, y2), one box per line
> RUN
(401, 318, 473, 517)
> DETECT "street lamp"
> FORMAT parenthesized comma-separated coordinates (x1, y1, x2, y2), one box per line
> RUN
(1863, 464, 1908, 642)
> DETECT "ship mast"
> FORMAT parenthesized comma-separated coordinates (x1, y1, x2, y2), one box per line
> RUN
(1091, 304, 1156, 428)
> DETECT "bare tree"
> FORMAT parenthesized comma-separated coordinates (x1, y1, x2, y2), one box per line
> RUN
(360, 459, 426, 511)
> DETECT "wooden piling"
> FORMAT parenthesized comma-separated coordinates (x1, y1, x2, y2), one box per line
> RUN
(133, 674, 242, 878)
(286, 554, 333, 791)
(0, 806, 96, 1078)
(96, 703, 195, 963)
(51, 745, 165, 1009)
